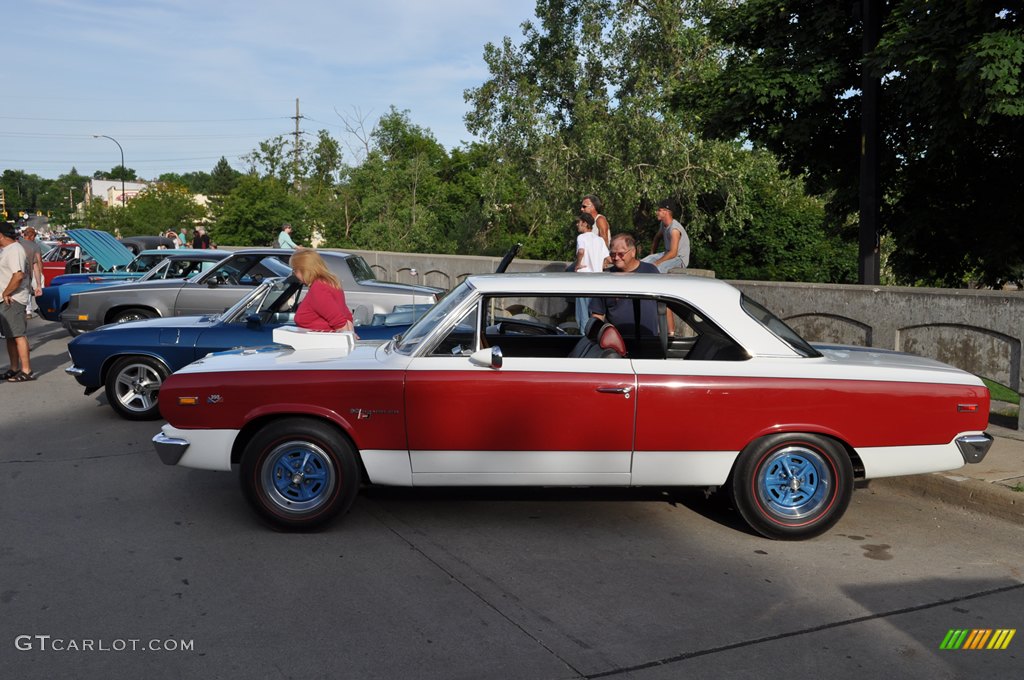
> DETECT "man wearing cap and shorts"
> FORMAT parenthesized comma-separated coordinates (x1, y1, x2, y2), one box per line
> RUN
(0, 222, 34, 381)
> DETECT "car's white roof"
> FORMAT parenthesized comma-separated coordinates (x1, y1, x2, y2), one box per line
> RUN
(463, 272, 800, 357)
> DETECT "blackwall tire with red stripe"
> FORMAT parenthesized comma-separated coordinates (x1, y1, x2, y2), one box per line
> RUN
(731, 433, 853, 540)
(240, 418, 360, 530)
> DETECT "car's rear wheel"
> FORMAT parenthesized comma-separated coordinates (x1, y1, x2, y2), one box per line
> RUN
(240, 419, 360, 530)
(731, 433, 853, 540)
(111, 308, 156, 324)
(105, 356, 169, 420)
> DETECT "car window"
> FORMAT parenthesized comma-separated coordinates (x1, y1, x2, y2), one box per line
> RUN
(740, 295, 820, 358)
(125, 253, 164, 272)
(221, 278, 295, 322)
(418, 294, 579, 359)
(205, 255, 291, 285)
(346, 255, 377, 283)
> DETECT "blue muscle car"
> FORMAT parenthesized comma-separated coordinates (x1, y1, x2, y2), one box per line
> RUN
(66, 277, 423, 420)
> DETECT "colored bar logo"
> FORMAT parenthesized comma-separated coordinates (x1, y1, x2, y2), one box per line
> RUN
(940, 629, 1016, 650)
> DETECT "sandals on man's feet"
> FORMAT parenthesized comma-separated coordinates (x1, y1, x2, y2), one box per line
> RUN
(6, 371, 36, 382)
(1, 369, 17, 380)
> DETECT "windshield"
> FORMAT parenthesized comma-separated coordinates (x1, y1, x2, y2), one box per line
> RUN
(394, 283, 474, 355)
(205, 254, 292, 284)
(125, 253, 165, 273)
(218, 277, 297, 322)
(346, 255, 377, 283)
(740, 295, 821, 358)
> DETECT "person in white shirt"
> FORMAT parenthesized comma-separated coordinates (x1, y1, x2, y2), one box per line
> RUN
(0, 222, 33, 381)
(573, 212, 610, 332)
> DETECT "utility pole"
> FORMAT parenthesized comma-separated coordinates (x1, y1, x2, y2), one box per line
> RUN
(293, 98, 303, 188)
(858, 0, 882, 285)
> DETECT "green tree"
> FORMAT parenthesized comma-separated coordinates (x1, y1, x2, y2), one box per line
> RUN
(208, 157, 242, 195)
(215, 175, 302, 246)
(684, 0, 1024, 286)
(122, 182, 208, 237)
(338, 108, 456, 253)
(464, 0, 849, 274)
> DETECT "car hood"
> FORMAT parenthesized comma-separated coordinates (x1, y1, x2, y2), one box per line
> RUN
(174, 342, 387, 375)
(67, 229, 135, 270)
(94, 314, 221, 333)
(73, 277, 190, 297)
(358, 279, 444, 295)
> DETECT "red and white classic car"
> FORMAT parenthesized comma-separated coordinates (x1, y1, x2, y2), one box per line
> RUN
(153, 273, 992, 539)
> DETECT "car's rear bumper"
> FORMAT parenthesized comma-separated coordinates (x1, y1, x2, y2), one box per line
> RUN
(955, 433, 993, 464)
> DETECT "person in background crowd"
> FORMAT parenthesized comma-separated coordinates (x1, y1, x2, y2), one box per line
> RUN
(278, 224, 298, 249)
(643, 198, 690, 272)
(0, 222, 34, 381)
(177, 227, 188, 248)
(19, 227, 44, 320)
(192, 226, 210, 249)
(290, 248, 355, 333)
(573, 212, 609, 331)
(167, 230, 183, 249)
(581, 194, 612, 247)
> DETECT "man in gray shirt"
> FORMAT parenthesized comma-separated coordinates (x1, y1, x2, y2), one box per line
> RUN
(643, 197, 689, 272)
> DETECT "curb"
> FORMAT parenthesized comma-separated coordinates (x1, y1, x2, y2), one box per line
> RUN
(873, 471, 1024, 527)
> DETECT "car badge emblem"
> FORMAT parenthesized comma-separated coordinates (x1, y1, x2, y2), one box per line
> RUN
(207, 394, 223, 404)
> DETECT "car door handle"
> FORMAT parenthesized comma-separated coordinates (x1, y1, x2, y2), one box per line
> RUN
(597, 386, 633, 398)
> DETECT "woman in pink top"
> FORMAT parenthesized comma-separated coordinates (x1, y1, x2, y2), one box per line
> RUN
(290, 249, 355, 332)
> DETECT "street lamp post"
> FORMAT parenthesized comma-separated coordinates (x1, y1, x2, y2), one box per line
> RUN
(93, 134, 126, 208)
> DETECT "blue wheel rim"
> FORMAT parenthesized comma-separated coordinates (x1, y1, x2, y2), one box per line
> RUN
(755, 445, 832, 522)
(260, 441, 337, 515)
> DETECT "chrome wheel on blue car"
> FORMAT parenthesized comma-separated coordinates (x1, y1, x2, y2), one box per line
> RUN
(105, 355, 169, 421)
(731, 433, 853, 540)
(241, 418, 360, 530)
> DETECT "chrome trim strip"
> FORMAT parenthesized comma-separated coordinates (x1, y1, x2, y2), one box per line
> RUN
(65, 366, 85, 376)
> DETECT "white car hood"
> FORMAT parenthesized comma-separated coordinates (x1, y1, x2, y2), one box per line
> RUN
(177, 343, 389, 374)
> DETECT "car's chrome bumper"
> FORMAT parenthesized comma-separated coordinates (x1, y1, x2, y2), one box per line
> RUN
(153, 432, 191, 466)
(64, 365, 85, 377)
(955, 433, 993, 464)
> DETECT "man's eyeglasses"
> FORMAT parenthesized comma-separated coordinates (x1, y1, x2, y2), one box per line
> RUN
(609, 248, 633, 259)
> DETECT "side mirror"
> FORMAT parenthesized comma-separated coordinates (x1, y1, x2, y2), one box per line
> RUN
(469, 346, 503, 369)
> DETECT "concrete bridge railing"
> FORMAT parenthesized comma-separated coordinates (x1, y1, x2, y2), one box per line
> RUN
(334, 248, 1023, 429)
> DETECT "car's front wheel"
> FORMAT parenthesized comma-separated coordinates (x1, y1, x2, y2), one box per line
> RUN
(110, 308, 156, 324)
(240, 419, 360, 530)
(731, 433, 853, 540)
(105, 355, 169, 420)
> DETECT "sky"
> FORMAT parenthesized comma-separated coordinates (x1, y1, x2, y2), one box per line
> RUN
(4, 0, 537, 180)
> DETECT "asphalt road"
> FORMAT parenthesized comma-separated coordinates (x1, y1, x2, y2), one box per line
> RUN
(2, 321, 1022, 679)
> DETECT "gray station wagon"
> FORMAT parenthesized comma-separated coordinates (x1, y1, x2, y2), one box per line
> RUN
(61, 249, 442, 336)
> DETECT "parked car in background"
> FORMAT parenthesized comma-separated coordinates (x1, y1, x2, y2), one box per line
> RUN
(120, 234, 176, 254)
(40, 229, 137, 285)
(61, 249, 442, 336)
(67, 277, 422, 420)
(38, 251, 229, 324)
(153, 272, 992, 539)
(48, 248, 213, 287)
